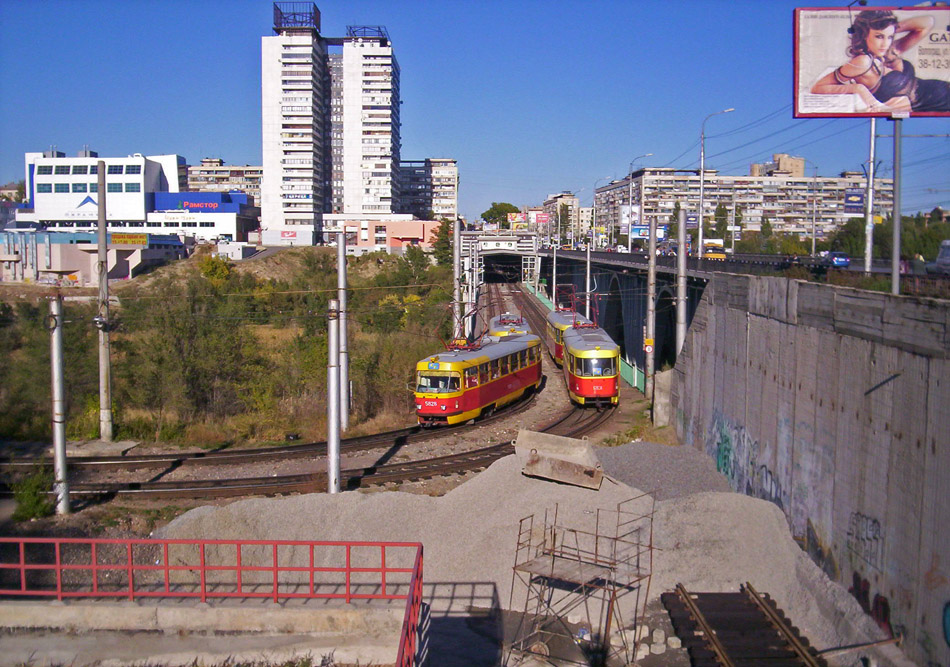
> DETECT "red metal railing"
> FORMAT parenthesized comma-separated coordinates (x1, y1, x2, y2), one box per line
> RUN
(0, 537, 424, 665)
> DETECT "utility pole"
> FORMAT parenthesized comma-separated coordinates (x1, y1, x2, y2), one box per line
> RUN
(627, 165, 633, 253)
(698, 109, 734, 258)
(864, 117, 877, 275)
(585, 243, 591, 319)
(95, 160, 113, 442)
(452, 218, 461, 337)
(645, 207, 657, 402)
(336, 231, 349, 431)
(810, 162, 818, 256)
(49, 296, 70, 515)
(552, 245, 558, 306)
(326, 299, 341, 494)
(676, 209, 687, 354)
(891, 118, 903, 295)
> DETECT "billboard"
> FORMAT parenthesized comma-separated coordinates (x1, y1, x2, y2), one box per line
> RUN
(795, 7, 950, 118)
(507, 212, 526, 224)
(844, 188, 866, 214)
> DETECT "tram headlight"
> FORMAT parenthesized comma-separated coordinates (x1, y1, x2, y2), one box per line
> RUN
(440, 405, 446, 411)
(416, 404, 422, 410)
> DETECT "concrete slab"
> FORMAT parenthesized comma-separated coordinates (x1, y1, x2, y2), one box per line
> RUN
(66, 439, 140, 457)
(0, 598, 404, 666)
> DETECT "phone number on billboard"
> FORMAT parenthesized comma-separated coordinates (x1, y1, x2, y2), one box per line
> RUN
(919, 59, 950, 69)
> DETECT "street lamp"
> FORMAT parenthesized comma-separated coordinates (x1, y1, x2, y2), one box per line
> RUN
(627, 153, 653, 252)
(803, 159, 820, 256)
(593, 177, 610, 249)
(698, 108, 734, 258)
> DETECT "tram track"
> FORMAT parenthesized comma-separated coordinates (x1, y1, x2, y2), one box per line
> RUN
(3, 281, 615, 501)
(662, 582, 829, 667)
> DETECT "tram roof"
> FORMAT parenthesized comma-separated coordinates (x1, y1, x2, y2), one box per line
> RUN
(545, 309, 591, 330)
(416, 334, 541, 368)
(563, 326, 619, 356)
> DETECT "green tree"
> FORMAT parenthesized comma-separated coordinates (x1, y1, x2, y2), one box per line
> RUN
(480, 202, 519, 228)
(928, 207, 944, 227)
(430, 219, 453, 266)
(714, 203, 728, 240)
(761, 216, 773, 239)
(558, 203, 570, 243)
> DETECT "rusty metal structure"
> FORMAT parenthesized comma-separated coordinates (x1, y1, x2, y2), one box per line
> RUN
(506, 494, 655, 665)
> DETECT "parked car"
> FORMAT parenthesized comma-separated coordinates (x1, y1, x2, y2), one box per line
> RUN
(824, 251, 850, 268)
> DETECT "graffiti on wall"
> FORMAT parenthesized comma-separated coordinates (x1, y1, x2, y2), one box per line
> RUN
(707, 411, 790, 512)
(846, 512, 885, 571)
(849, 572, 894, 637)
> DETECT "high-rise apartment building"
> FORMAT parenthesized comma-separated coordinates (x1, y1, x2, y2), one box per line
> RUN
(261, 3, 329, 245)
(330, 27, 401, 216)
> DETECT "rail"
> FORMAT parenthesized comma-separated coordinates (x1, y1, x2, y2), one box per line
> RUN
(0, 537, 425, 665)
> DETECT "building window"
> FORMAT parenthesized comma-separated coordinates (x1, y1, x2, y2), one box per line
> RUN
(90, 183, 98, 193)
(90, 164, 98, 174)
(54, 166, 70, 175)
(125, 183, 140, 192)
(54, 183, 69, 193)
(125, 165, 142, 175)
(72, 165, 88, 175)
(36, 165, 53, 175)
(107, 165, 123, 174)
(37, 184, 52, 193)
(72, 183, 87, 193)
(107, 183, 122, 193)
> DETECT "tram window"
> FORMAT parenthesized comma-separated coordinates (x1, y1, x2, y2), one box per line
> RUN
(518, 350, 527, 368)
(465, 368, 478, 388)
(578, 357, 617, 377)
(416, 372, 460, 393)
(501, 356, 510, 375)
(479, 363, 489, 384)
(490, 360, 500, 379)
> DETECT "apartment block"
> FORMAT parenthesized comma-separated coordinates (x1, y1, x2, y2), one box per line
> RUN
(398, 158, 458, 221)
(187, 158, 263, 203)
(594, 167, 893, 241)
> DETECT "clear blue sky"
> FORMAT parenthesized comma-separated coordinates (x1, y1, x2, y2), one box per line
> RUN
(1, 0, 947, 221)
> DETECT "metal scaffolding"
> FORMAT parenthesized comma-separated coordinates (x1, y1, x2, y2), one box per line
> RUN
(506, 493, 655, 666)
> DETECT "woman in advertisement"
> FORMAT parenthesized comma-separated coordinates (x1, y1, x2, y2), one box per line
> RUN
(810, 9, 950, 113)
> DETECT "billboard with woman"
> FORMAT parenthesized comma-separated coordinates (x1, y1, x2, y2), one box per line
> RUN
(795, 6, 950, 118)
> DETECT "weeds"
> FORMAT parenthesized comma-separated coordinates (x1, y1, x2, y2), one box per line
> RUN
(10, 464, 54, 521)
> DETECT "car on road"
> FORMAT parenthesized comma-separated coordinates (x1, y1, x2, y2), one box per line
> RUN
(824, 251, 850, 268)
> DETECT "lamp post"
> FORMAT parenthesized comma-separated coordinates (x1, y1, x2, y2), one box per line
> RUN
(803, 159, 820, 256)
(627, 154, 653, 253)
(593, 177, 610, 250)
(698, 108, 734, 258)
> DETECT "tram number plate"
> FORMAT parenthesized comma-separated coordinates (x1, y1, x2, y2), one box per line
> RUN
(593, 385, 603, 391)
(424, 401, 438, 407)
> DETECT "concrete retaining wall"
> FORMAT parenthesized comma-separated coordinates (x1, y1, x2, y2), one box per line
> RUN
(671, 274, 950, 667)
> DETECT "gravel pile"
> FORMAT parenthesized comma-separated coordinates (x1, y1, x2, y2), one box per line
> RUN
(157, 450, 912, 666)
(595, 442, 732, 500)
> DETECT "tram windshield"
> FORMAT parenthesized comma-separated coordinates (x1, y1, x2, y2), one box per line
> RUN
(576, 356, 617, 377)
(416, 371, 461, 393)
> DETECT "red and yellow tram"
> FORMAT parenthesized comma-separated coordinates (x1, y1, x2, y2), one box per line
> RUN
(562, 325, 620, 406)
(487, 312, 531, 337)
(545, 309, 592, 367)
(414, 334, 543, 426)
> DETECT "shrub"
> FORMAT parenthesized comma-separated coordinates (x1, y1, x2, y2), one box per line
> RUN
(11, 465, 55, 521)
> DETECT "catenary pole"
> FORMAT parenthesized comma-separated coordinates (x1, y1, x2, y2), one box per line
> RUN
(864, 117, 877, 275)
(891, 118, 902, 295)
(676, 208, 687, 354)
(453, 218, 461, 337)
(96, 160, 113, 442)
(327, 299, 341, 494)
(645, 206, 657, 401)
(585, 243, 591, 319)
(337, 231, 349, 431)
(552, 245, 557, 306)
(50, 296, 70, 515)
